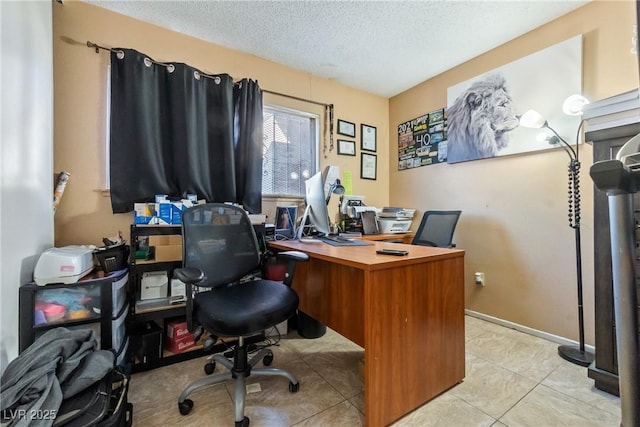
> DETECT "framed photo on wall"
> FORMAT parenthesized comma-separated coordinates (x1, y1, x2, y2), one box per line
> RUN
(337, 139, 356, 156)
(337, 119, 356, 137)
(361, 124, 377, 152)
(361, 152, 377, 180)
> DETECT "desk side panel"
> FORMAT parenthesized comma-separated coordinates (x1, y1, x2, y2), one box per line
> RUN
(365, 255, 465, 426)
(292, 259, 365, 347)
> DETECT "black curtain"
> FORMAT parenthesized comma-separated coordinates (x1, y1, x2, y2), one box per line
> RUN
(234, 79, 263, 214)
(109, 49, 263, 214)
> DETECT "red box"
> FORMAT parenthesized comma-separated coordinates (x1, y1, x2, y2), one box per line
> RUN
(165, 320, 195, 353)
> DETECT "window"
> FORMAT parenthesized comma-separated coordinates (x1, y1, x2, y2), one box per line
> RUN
(262, 105, 319, 197)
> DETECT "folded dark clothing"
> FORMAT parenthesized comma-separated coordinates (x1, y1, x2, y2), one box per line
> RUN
(1, 327, 114, 427)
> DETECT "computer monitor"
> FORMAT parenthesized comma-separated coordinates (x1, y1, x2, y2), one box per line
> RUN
(296, 171, 331, 239)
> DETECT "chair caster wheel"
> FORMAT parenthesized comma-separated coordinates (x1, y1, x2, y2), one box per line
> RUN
(263, 351, 273, 366)
(235, 416, 250, 427)
(289, 381, 299, 393)
(204, 361, 216, 375)
(178, 399, 193, 415)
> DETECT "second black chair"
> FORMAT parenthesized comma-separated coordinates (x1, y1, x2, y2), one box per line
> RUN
(411, 210, 462, 248)
(174, 203, 308, 427)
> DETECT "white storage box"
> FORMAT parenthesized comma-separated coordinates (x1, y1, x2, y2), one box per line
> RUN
(141, 271, 168, 300)
(170, 278, 186, 298)
(377, 219, 412, 234)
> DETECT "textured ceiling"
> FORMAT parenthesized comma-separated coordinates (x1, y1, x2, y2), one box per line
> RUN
(87, 0, 588, 98)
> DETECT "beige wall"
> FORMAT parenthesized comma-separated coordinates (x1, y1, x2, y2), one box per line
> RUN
(52, 1, 389, 246)
(389, 0, 639, 344)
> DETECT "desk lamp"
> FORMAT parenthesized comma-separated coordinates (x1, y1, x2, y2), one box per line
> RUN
(519, 95, 594, 367)
(325, 179, 345, 205)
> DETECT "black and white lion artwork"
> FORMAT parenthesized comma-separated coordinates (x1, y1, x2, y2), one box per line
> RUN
(446, 73, 519, 163)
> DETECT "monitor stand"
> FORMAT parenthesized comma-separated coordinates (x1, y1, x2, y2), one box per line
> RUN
(295, 205, 326, 242)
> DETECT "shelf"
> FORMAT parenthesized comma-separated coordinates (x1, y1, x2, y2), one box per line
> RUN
(130, 333, 266, 374)
(132, 224, 181, 234)
(131, 261, 181, 272)
(133, 303, 187, 322)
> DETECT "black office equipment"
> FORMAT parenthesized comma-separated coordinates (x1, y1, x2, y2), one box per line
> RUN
(376, 249, 409, 256)
(590, 133, 640, 427)
(174, 204, 308, 427)
(411, 210, 461, 248)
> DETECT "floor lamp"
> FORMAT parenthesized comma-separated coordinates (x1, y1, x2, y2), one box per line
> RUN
(519, 99, 595, 367)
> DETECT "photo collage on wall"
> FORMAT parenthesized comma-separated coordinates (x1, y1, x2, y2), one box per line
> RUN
(397, 108, 447, 170)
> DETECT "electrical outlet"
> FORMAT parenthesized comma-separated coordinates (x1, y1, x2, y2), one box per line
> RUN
(474, 272, 485, 286)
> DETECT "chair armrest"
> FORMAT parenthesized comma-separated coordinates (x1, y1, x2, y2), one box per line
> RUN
(174, 267, 205, 333)
(174, 267, 205, 284)
(275, 251, 309, 263)
(274, 251, 309, 287)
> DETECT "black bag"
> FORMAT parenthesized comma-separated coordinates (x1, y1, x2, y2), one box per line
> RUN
(53, 367, 132, 427)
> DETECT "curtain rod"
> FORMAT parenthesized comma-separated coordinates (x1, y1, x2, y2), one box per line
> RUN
(86, 41, 124, 57)
(87, 41, 332, 109)
(87, 40, 335, 154)
(262, 89, 332, 109)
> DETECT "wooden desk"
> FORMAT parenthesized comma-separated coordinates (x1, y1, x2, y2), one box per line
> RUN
(268, 240, 465, 426)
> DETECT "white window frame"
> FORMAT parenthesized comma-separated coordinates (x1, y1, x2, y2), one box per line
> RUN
(262, 104, 320, 198)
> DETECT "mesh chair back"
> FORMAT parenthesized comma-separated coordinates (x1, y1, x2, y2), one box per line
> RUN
(412, 210, 461, 247)
(181, 204, 261, 287)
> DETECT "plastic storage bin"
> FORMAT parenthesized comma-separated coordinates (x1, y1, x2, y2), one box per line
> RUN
(95, 244, 129, 273)
(111, 303, 128, 350)
(111, 271, 128, 317)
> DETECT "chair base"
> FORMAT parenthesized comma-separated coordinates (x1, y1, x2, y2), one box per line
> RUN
(177, 337, 299, 426)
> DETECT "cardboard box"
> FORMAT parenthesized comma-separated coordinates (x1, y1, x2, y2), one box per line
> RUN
(141, 271, 168, 300)
(154, 244, 182, 262)
(148, 235, 182, 247)
(165, 319, 195, 353)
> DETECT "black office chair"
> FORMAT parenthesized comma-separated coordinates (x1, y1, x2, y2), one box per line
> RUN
(174, 203, 308, 427)
(411, 210, 462, 248)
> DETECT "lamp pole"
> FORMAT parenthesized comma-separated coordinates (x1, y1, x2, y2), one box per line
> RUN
(548, 126, 595, 366)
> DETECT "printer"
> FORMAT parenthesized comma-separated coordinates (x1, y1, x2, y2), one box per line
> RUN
(34, 245, 95, 286)
(377, 207, 416, 234)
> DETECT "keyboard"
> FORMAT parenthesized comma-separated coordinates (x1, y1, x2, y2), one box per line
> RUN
(320, 235, 352, 244)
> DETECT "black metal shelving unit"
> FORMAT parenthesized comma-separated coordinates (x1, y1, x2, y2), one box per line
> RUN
(128, 224, 263, 373)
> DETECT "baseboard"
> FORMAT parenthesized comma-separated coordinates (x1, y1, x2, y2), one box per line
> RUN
(465, 309, 596, 354)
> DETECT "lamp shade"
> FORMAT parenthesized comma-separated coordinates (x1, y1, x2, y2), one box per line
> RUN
(332, 180, 345, 196)
(562, 94, 589, 116)
(519, 109, 547, 128)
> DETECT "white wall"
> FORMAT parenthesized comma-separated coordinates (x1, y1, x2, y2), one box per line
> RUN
(0, 1, 54, 368)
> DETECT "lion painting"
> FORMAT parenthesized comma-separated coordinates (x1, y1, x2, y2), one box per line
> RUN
(446, 73, 519, 163)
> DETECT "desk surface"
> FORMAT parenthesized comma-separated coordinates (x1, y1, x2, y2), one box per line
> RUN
(269, 239, 462, 271)
(268, 239, 465, 426)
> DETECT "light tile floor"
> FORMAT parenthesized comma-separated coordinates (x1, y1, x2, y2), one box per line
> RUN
(129, 315, 621, 426)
